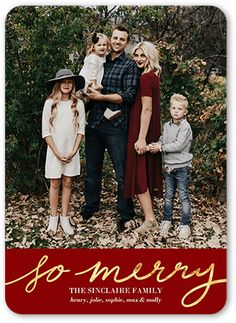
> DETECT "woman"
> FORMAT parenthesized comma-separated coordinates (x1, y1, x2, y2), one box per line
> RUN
(124, 41, 163, 235)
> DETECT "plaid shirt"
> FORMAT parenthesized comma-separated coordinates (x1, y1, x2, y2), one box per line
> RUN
(87, 52, 140, 129)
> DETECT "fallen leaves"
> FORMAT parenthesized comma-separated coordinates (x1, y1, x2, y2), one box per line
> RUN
(5, 180, 227, 249)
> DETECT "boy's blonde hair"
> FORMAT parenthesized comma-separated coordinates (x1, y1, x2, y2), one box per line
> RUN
(170, 93, 188, 110)
(85, 33, 110, 56)
(132, 41, 161, 76)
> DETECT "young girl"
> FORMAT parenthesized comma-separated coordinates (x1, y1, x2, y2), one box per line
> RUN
(79, 32, 120, 120)
(79, 32, 109, 90)
(42, 68, 85, 235)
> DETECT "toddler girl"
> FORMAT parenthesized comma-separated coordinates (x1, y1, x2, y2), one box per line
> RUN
(79, 32, 120, 120)
(79, 32, 109, 90)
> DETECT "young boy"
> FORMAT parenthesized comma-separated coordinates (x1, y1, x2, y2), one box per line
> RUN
(148, 93, 193, 239)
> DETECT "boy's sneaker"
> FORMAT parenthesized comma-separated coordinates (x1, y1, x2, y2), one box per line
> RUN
(160, 220, 172, 238)
(178, 225, 191, 239)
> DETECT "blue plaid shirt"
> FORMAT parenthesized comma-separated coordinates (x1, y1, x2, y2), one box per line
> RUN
(87, 52, 140, 129)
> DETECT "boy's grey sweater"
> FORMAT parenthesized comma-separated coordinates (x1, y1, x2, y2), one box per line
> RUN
(158, 118, 193, 169)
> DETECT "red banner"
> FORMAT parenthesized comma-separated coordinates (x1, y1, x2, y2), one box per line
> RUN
(5, 248, 226, 314)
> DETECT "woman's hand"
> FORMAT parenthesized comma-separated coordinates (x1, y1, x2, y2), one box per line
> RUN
(134, 139, 147, 155)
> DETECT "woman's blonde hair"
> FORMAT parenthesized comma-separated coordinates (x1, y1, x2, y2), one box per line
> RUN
(48, 79, 79, 128)
(132, 41, 161, 75)
(85, 33, 110, 56)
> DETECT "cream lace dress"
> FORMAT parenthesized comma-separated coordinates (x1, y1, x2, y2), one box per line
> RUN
(42, 98, 85, 178)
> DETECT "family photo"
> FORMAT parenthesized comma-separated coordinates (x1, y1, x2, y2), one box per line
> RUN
(5, 5, 226, 249)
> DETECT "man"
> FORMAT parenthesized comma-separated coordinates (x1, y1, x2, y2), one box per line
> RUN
(81, 25, 140, 232)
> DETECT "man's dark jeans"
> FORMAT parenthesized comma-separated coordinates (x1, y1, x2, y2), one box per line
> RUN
(84, 120, 135, 221)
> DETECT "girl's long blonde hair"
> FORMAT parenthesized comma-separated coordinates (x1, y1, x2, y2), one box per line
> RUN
(48, 80, 79, 128)
(132, 41, 161, 76)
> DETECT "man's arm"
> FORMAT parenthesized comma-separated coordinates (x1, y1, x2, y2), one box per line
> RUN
(118, 60, 139, 105)
(85, 60, 139, 105)
(85, 88, 123, 104)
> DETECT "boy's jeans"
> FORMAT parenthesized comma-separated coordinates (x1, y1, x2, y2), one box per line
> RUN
(163, 166, 191, 225)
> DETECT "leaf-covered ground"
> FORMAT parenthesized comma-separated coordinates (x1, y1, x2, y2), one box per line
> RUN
(5, 177, 226, 249)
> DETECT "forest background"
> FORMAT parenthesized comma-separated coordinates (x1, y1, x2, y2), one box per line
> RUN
(5, 5, 227, 249)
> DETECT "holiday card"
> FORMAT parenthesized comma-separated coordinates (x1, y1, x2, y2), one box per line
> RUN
(5, 5, 227, 314)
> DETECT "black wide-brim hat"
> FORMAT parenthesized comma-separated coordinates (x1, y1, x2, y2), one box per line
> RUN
(45, 68, 85, 91)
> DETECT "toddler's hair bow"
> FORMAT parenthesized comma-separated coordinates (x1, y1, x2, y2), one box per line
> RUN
(92, 33, 99, 44)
